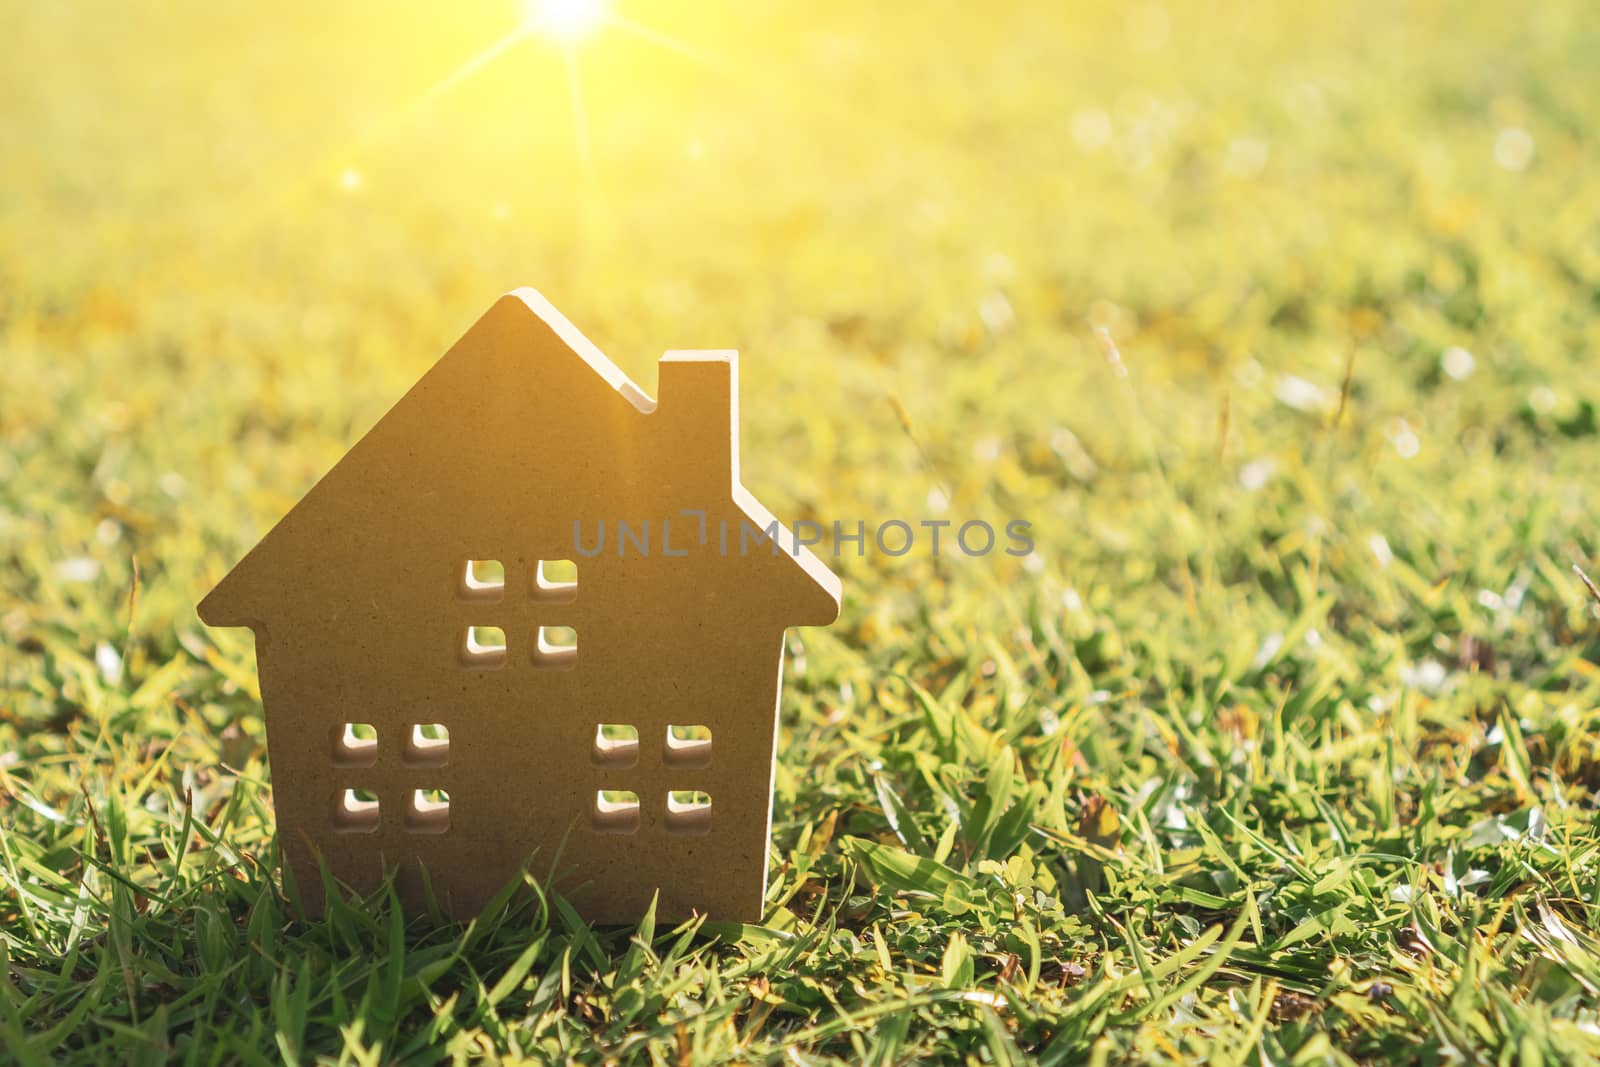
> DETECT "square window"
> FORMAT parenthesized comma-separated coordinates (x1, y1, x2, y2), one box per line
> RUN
(405, 724, 449, 767)
(459, 559, 505, 600)
(663, 725, 712, 769)
(531, 626, 577, 670)
(664, 791, 712, 836)
(331, 723, 378, 768)
(533, 559, 578, 603)
(592, 724, 639, 767)
(405, 789, 450, 834)
(331, 788, 380, 833)
(461, 626, 507, 667)
(592, 790, 640, 834)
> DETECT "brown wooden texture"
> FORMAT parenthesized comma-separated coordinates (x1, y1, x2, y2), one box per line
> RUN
(199, 289, 841, 922)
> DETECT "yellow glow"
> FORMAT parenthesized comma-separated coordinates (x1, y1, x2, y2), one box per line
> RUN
(525, 0, 607, 43)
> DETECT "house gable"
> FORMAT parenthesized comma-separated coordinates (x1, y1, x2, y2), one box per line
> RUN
(199, 288, 840, 634)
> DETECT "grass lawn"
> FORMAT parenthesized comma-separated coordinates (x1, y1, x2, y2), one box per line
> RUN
(6, 0, 1600, 1062)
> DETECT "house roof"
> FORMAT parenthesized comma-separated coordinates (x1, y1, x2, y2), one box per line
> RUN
(198, 288, 841, 632)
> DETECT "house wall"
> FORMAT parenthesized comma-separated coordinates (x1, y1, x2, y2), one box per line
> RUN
(224, 296, 832, 921)
(257, 544, 794, 921)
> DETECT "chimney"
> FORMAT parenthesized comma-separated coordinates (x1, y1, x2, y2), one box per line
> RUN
(656, 351, 739, 486)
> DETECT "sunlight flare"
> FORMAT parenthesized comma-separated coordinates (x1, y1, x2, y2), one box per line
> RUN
(525, 0, 608, 44)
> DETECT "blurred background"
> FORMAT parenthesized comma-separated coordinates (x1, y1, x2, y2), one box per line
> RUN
(3, 0, 1599, 729)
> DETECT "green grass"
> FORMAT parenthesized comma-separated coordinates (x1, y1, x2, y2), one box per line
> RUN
(6, 0, 1600, 1062)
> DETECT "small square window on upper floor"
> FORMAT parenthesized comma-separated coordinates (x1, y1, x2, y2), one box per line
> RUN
(531, 626, 577, 670)
(533, 559, 577, 603)
(461, 626, 508, 668)
(459, 559, 506, 600)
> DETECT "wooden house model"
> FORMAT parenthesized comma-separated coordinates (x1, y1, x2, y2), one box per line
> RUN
(199, 289, 841, 922)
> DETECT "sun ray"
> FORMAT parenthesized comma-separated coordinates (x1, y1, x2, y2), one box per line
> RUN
(127, 4, 749, 296)
(563, 46, 595, 180)
(117, 20, 548, 299)
(411, 24, 536, 115)
(608, 13, 738, 73)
